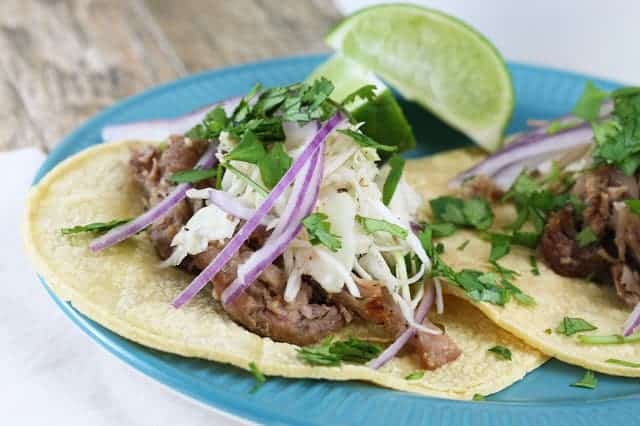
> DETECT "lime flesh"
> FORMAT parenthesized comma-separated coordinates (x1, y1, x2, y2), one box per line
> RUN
(326, 4, 514, 151)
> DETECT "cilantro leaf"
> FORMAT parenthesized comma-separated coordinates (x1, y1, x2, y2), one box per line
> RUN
(61, 219, 130, 235)
(457, 240, 470, 251)
(576, 227, 598, 248)
(186, 106, 228, 140)
(571, 370, 597, 390)
(232, 83, 262, 122)
(489, 233, 511, 262)
(248, 362, 266, 393)
(167, 167, 217, 184)
(302, 213, 342, 252)
(382, 154, 405, 206)
(488, 345, 512, 361)
(556, 317, 597, 336)
(225, 130, 266, 164)
(511, 231, 540, 249)
(606, 358, 640, 368)
(430, 196, 494, 231)
(337, 129, 397, 152)
(573, 81, 609, 122)
(258, 142, 292, 189)
(428, 222, 458, 238)
(529, 255, 540, 276)
(297, 337, 380, 367)
(405, 371, 425, 380)
(341, 84, 377, 106)
(472, 394, 485, 401)
(625, 199, 640, 216)
(356, 215, 408, 239)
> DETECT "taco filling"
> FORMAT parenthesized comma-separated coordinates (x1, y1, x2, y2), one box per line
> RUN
(69, 80, 471, 370)
(450, 83, 640, 338)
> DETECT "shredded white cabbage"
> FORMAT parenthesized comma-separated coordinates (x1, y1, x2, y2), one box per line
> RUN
(163, 122, 431, 327)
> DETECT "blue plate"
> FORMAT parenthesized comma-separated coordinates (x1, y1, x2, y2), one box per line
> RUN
(35, 54, 640, 425)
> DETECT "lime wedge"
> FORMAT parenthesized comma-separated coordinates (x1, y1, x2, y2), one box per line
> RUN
(308, 53, 415, 153)
(326, 4, 514, 151)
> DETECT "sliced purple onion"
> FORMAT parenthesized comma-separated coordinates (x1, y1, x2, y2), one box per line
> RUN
(623, 302, 640, 337)
(223, 145, 324, 304)
(449, 123, 594, 190)
(171, 112, 346, 308)
(204, 189, 256, 221)
(367, 283, 435, 369)
(101, 98, 241, 142)
(89, 143, 218, 252)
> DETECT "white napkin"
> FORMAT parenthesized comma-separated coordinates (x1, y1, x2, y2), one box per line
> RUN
(2, 148, 249, 426)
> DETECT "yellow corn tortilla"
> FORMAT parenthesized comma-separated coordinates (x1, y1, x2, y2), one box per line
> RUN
(406, 148, 640, 378)
(23, 140, 546, 400)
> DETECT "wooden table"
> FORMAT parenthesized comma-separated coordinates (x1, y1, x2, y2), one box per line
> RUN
(1, 0, 339, 152)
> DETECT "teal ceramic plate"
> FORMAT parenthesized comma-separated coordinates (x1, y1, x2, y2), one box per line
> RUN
(35, 54, 639, 425)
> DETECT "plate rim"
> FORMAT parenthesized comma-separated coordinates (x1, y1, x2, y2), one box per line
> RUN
(32, 53, 639, 425)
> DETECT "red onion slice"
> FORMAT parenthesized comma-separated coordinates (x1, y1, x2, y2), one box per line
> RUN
(222, 145, 324, 304)
(89, 143, 218, 252)
(449, 123, 594, 190)
(171, 112, 346, 308)
(623, 302, 640, 336)
(101, 98, 240, 142)
(367, 283, 435, 369)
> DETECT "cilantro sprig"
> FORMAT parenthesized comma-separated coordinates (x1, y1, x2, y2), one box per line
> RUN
(302, 213, 342, 252)
(356, 215, 408, 239)
(297, 337, 381, 366)
(430, 196, 494, 231)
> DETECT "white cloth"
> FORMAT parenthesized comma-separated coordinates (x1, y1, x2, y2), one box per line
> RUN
(2, 148, 249, 426)
(335, 0, 639, 84)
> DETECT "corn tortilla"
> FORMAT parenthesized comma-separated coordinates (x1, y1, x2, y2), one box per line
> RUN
(23, 140, 546, 400)
(406, 148, 640, 377)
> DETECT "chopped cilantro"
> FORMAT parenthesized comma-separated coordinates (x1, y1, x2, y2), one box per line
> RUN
(488, 345, 512, 361)
(418, 227, 533, 307)
(571, 370, 597, 390)
(225, 130, 266, 164)
(257, 142, 292, 189)
(472, 394, 485, 401)
(544, 328, 553, 334)
(430, 196, 493, 231)
(489, 233, 511, 262)
(405, 371, 424, 381)
(61, 219, 130, 235)
(302, 213, 342, 252)
(529, 255, 540, 276)
(168, 167, 218, 184)
(592, 87, 640, 175)
(356, 216, 408, 239)
(511, 231, 540, 249)
(297, 337, 381, 366)
(248, 362, 266, 393)
(576, 227, 598, 248)
(625, 199, 640, 216)
(382, 154, 405, 206)
(341, 84, 377, 106)
(457, 240, 470, 251)
(573, 81, 609, 122)
(556, 317, 597, 336)
(337, 129, 397, 152)
(606, 358, 640, 368)
(428, 222, 458, 238)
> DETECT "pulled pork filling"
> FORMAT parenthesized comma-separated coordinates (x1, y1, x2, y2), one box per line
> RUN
(539, 165, 640, 307)
(130, 136, 460, 369)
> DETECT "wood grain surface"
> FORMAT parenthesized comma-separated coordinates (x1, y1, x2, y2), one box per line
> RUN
(0, 0, 339, 152)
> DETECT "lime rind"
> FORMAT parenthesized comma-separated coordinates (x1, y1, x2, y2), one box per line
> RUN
(326, 4, 514, 151)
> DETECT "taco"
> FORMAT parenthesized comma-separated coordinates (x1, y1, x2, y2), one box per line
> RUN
(23, 80, 545, 399)
(407, 84, 640, 377)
